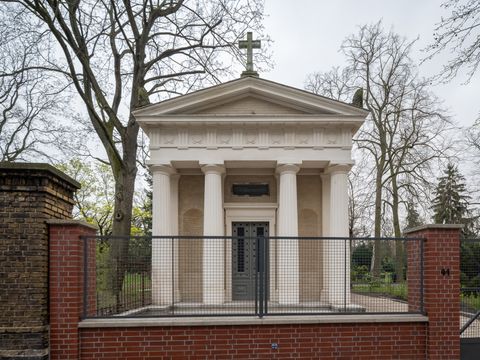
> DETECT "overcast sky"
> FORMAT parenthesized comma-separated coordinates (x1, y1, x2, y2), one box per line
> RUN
(262, 0, 479, 128)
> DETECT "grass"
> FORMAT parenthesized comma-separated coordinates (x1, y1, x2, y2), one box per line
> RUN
(461, 293, 480, 312)
(96, 272, 152, 315)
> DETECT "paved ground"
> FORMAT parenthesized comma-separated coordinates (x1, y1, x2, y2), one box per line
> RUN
(461, 313, 480, 338)
(120, 292, 480, 338)
(351, 293, 408, 312)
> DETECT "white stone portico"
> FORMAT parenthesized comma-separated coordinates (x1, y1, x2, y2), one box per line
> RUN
(133, 76, 368, 308)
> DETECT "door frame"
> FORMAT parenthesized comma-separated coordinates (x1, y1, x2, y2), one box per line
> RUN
(224, 203, 277, 302)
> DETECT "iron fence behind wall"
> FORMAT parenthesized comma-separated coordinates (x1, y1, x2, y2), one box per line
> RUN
(81, 236, 424, 319)
(460, 238, 480, 338)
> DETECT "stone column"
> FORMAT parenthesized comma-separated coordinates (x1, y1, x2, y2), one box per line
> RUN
(201, 164, 225, 305)
(324, 165, 351, 307)
(151, 165, 176, 305)
(276, 164, 300, 305)
(320, 173, 331, 301)
(170, 174, 181, 301)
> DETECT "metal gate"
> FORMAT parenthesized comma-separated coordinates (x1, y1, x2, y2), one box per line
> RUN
(460, 238, 480, 359)
(231, 222, 269, 316)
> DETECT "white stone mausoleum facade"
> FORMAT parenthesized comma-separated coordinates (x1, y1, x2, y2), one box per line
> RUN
(133, 76, 368, 309)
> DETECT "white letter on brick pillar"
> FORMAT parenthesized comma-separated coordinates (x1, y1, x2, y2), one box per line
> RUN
(201, 164, 225, 305)
(276, 164, 300, 305)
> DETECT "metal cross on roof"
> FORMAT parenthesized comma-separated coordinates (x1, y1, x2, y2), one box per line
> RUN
(239, 32, 261, 77)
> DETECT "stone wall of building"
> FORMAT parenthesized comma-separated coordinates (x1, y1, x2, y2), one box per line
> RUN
(0, 163, 79, 360)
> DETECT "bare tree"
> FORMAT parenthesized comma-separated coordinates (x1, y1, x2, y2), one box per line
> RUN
(306, 22, 452, 277)
(0, 14, 67, 161)
(426, 0, 480, 81)
(1, 0, 266, 238)
(1, 0, 267, 302)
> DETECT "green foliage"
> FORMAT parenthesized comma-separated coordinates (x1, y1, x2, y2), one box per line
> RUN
(131, 173, 152, 236)
(405, 201, 423, 229)
(58, 158, 153, 236)
(381, 256, 395, 273)
(351, 242, 373, 269)
(127, 237, 151, 273)
(57, 158, 115, 235)
(352, 88, 363, 108)
(432, 164, 470, 223)
(461, 242, 480, 288)
(351, 264, 370, 282)
(352, 282, 407, 301)
(95, 240, 152, 314)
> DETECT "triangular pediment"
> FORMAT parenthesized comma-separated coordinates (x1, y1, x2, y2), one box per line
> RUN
(193, 94, 312, 115)
(133, 76, 369, 119)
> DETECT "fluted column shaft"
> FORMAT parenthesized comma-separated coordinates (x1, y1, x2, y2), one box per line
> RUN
(202, 164, 225, 305)
(324, 165, 351, 306)
(277, 164, 300, 305)
(151, 165, 177, 305)
(320, 173, 331, 301)
(170, 174, 180, 301)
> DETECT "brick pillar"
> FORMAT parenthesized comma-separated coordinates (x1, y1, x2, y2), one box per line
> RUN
(0, 163, 80, 360)
(405, 224, 462, 360)
(48, 220, 97, 360)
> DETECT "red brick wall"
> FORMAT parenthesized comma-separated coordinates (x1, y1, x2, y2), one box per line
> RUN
(48, 225, 462, 360)
(407, 239, 423, 313)
(0, 163, 79, 360)
(405, 225, 461, 360)
(80, 323, 427, 360)
(49, 221, 97, 360)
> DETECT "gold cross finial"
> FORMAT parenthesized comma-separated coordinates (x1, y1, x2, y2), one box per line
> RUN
(239, 32, 261, 77)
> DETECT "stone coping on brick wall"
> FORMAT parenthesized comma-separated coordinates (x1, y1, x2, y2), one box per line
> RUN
(404, 223, 464, 234)
(0, 162, 80, 189)
(46, 219, 99, 230)
(78, 314, 428, 328)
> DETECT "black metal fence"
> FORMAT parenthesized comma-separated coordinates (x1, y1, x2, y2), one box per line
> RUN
(461, 238, 480, 338)
(81, 236, 424, 319)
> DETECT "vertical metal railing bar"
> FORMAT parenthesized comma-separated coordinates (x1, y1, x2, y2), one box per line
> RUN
(171, 237, 175, 316)
(344, 238, 347, 312)
(82, 236, 88, 319)
(81, 235, 426, 318)
(265, 236, 270, 316)
(420, 238, 425, 314)
(258, 235, 264, 318)
(254, 235, 258, 317)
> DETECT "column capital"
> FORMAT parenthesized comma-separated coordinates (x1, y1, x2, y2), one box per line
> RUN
(276, 163, 300, 175)
(201, 164, 225, 175)
(150, 164, 177, 175)
(323, 163, 352, 175)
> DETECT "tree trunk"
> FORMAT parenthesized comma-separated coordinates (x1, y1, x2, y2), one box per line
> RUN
(389, 166, 404, 282)
(372, 158, 385, 277)
(108, 120, 139, 310)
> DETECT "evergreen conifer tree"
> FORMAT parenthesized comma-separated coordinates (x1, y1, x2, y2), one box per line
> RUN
(405, 201, 423, 230)
(432, 164, 473, 235)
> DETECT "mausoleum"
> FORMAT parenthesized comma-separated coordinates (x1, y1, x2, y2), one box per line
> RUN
(133, 34, 368, 310)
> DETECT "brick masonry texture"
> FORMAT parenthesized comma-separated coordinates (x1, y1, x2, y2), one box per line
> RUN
(45, 205, 459, 359)
(0, 163, 79, 359)
(79, 323, 427, 360)
(49, 223, 97, 360)
(406, 227, 461, 360)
